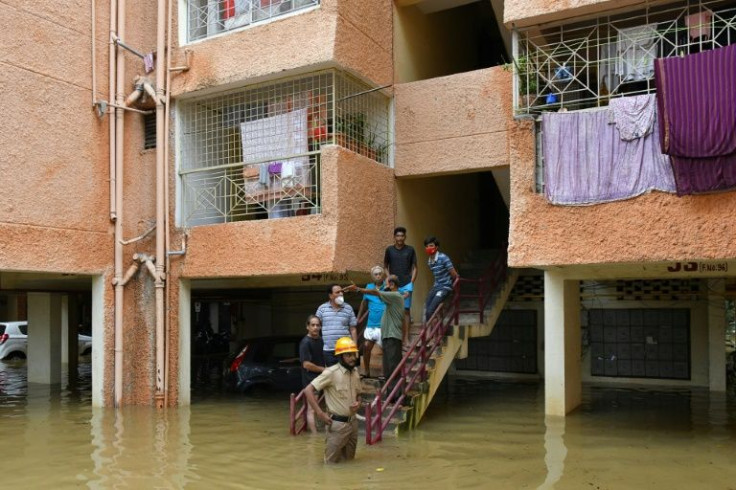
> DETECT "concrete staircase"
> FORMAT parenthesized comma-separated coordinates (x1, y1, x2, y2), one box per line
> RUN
(359, 249, 519, 438)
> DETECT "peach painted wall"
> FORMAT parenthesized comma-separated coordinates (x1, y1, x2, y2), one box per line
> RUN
(170, 0, 392, 97)
(394, 67, 513, 177)
(179, 146, 394, 279)
(0, 1, 112, 275)
(507, 118, 736, 268)
(504, 0, 647, 29)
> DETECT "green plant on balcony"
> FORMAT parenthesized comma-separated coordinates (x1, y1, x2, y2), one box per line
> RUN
(505, 55, 538, 106)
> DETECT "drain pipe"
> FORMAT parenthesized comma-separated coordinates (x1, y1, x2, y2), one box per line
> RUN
(108, 0, 117, 220)
(113, 0, 127, 408)
(163, 0, 176, 407)
(154, 0, 167, 409)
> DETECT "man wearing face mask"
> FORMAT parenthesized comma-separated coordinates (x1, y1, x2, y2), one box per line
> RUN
(423, 236, 459, 323)
(304, 337, 362, 464)
(316, 284, 358, 367)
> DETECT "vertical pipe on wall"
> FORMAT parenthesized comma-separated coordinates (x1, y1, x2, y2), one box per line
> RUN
(109, 0, 117, 219)
(113, 0, 126, 408)
(154, 0, 168, 409)
(162, 0, 175, 407)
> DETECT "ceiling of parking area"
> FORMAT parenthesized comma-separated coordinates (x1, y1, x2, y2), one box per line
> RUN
(0, 272, 93, 292)
(190, 270, 372, 291)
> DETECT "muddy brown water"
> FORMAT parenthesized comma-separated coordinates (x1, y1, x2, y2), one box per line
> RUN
(1, 361, 735, 489)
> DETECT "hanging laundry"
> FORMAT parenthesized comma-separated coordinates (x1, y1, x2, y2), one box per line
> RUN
(654, 43, 736, 195)
(669, 155, 736, 196)
(542, 108, 675, 205)
(617, 24, 659, 82)
(655, 43, 736, 158)
(684, 9, 713, 41)
(143, 53, 155, 74)
(608, 94, 657, 141)
(240, 108, 309, 189)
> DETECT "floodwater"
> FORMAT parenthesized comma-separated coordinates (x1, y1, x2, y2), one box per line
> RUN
(1, 362, 736, 489)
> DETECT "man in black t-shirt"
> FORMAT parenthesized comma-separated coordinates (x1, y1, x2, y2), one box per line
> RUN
(300, 315, 325, 433)
(383, 226, 417, 344)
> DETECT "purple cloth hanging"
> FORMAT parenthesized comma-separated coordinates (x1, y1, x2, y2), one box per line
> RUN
(543, 109, 675, 205)
(655, 44, 736, 157)
(670, 156, 736, 195)
(654, 44, 736, 195)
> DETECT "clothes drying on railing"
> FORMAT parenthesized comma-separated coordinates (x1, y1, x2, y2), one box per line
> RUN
(654, 43, 736, 195)
(542, 102, 675, 206)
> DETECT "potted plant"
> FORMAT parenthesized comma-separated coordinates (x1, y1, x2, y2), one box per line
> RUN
(506, 55, 538, 108)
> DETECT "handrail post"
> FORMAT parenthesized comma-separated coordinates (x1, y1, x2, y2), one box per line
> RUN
(365, 402, 373, 445)
(289, 393, 296, 435)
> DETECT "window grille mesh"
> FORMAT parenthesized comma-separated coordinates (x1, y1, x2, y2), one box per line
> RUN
(178, 70, 391, 227)
(514, 0, 736, 115)
(187, 0, 320, 42)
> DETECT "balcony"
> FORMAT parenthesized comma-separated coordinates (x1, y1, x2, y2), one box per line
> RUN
(513, 0, 736, 115)
(178, 69, 391, 227)
(394, 66, 513, 177)
(186, 0, 320, 42)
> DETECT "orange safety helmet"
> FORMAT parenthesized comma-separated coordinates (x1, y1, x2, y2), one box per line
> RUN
(334, 337, 359, 356)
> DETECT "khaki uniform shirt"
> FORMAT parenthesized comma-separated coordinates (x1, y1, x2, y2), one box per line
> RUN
(310, 363, 360, 417)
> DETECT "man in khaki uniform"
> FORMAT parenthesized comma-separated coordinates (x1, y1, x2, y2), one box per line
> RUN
(304, 337, 362, 463)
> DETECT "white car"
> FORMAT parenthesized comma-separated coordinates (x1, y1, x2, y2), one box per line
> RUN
(0, 321, 92, 360)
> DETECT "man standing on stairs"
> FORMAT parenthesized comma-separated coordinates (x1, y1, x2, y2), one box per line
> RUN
(356, 265, 386, 379)
(424, 236, 459, 323)
(384, 227, 417, 346)
(304, 337, 362, 464)
(346, 275, 407, 404)
(316, 284, 358, 367)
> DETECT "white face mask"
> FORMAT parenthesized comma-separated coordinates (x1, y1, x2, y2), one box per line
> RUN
(334, 295, 345, 306)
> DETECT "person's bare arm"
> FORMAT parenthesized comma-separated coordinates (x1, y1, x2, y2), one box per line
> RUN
(302, 360, 324, 374)
(304, 384, 331, 425)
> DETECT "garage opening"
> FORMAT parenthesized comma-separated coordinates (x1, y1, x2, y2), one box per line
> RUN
(0, 275, 95, 404)
(188, 284, 364, 400)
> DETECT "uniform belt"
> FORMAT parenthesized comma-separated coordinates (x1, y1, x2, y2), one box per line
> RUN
(330, 413, 354, 423)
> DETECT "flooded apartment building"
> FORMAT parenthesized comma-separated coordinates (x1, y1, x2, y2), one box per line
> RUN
(1, 0, 734, 423)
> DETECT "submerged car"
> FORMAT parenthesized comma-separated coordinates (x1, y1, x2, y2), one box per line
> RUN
(0, 321, 92, 360)
(224, 336, 303, 393)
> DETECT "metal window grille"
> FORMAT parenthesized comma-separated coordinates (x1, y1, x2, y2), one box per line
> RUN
(144, 113, 157, 150)
(514, 0, 736, 115)
(178, 70, 391, 227)
(187, 0, 320, 42)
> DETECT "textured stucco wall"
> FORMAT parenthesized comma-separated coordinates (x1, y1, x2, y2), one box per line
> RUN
(179, 146, 393, 278)
(170, 0, 392, 97)
(507, 119, 736, 268)
(394, 67, 512, 177)
(504, 0, 646, 28)
(0, 1, 112, 274)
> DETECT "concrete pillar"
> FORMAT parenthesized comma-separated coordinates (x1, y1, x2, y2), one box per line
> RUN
(707, 279, 726, 392)
(179, 280, 192, 406)
(27, 293, 62, 384)
(91, 275, 106, 407)
(544, 271, 581, 416)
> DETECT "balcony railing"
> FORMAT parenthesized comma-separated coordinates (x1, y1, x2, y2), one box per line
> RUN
(513, 0, 736, 115)
(178, 70, 391, 227)
(187, 0, 320, 42)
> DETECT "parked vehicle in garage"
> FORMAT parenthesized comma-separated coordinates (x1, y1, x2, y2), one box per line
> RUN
(224, 336, 303, 393)
(0, 321, 92, 360)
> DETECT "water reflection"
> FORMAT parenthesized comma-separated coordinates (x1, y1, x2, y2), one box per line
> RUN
(538, 416, 566, 490)
(0, 362, 735, 488)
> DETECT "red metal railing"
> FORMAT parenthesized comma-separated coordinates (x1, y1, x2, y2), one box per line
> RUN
(289, 248, 509, 441)
(455, 247, 509, 324)
(289, 390, 325, 435)
(365, 248, 509, 445)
